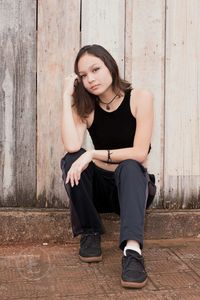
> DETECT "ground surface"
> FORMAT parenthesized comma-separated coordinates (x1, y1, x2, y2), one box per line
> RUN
(1, 238, 200, 299)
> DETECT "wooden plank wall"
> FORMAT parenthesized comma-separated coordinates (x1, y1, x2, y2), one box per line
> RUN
(125, 0, 165, 207)
(0, 0, 36, 207)
(1, 0, 199, 208)
(164, 0, 200, 208)
(37, 0, 80, 207)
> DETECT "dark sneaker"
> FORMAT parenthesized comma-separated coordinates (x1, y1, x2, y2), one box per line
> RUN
(79, 233, 102, 262)
(121, 249, 148, 288)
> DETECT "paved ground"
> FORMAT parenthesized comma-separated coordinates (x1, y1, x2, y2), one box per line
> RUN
(1, 238, 200, 300)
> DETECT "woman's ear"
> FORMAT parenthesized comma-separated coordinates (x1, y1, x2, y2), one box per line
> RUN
(74, 78, 79, 88)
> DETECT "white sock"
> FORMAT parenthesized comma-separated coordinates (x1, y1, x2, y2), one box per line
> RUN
(124, 244, 141, 256)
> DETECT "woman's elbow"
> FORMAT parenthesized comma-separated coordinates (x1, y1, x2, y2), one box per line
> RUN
(62, 139, 81, 153)
(63, 145, 81, 153)
(61, 136, 82, 153)
(135, 149, 148, 163)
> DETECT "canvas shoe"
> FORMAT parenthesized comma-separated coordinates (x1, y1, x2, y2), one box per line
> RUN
(79, 233, 102, 262)
(121, 249, 148, 288)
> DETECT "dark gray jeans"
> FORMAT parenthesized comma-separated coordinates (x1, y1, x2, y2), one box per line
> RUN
(60, 148, 148, 250)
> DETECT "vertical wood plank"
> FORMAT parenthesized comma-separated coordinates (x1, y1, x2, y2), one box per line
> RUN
(82, 0, 125, 75)
(37, 0, 80, 207)
(81, 0, 125, 149)
(0, 0, 36, 206)
(125, 0, 166, 207)
(164, 0, 200, 208)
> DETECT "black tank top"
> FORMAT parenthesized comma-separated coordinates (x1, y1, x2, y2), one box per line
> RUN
(88, 89, 137, 150)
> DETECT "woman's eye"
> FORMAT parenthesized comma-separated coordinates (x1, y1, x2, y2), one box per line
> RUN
(93, 67, 100, 73)
(80, 74, 86, 79)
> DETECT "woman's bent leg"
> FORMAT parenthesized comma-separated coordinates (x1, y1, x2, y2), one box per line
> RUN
(115, 159, 148, 288)
(60, 148, 105, 237)
(114, 159, 148, 251)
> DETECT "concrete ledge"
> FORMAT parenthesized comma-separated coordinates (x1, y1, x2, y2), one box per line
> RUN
(1, 208, 200, 244)
(0, 208, 72, 245)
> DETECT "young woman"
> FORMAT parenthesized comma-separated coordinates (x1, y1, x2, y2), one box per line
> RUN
(60, 44, 154, 288)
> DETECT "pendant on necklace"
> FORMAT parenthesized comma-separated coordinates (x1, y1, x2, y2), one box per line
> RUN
(99, 93, 118, 110)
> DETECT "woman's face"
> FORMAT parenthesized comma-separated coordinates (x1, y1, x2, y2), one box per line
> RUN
(77, 53, 113, 96)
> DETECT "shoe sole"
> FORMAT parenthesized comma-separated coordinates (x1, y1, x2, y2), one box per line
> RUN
(121, 277, 148, 288)
(79, 254, 102, 263)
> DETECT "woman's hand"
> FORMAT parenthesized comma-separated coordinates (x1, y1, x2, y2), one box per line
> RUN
(63, 73, 79, 98)
(66, 150, 94, 187)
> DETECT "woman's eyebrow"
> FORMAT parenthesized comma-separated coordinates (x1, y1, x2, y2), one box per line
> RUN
(79, 63, 99, 74)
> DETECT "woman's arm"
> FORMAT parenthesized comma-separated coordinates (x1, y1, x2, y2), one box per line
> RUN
(61, 75, 87, 153)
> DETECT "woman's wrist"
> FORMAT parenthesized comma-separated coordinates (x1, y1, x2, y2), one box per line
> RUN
(62, 95, 73, 108)
(89, 149, 111, 163)
(107, 150, 113, 163)
(88, 149, 96, 160)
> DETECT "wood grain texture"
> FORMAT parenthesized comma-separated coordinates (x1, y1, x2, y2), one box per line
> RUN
(1, 0, 199, 209)
(164, 0, 200, 208)
(0, 0, 36, 206)
(125, 0, 166, 207)
(37, 0, 80, 207)
(82, 0, 125, 75)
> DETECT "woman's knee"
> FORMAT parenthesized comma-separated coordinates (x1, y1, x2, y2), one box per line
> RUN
(116, 159, 145, 174)
(114, 159, 147, 186)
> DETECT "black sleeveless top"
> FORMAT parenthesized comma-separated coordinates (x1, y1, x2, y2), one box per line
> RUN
(88, 89, 138, 150)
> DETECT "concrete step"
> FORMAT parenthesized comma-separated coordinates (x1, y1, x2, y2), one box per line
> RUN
(1, 208, 200, 244)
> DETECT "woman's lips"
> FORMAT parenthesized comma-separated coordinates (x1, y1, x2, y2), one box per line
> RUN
(91, 84, 100, 90)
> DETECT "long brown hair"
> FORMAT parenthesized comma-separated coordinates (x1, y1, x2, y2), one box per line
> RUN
(73, 44, 132, 119)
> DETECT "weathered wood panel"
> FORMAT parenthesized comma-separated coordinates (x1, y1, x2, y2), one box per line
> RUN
(0, 0, 36, 206)
(81, 0, 125, 149)
(37, 0, 80, 207)
(1, 0, 199, 209)
(82, 0, 125, 75)
(164, 0, 200, 208)
(125, 0, 166, 207)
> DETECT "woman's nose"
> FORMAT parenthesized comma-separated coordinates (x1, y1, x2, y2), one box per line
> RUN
(87, 73, 95, 83)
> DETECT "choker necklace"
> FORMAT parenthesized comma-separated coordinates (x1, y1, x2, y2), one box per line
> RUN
(98, 94, 118, 110)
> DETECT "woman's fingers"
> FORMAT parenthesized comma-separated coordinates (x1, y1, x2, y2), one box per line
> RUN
(65, 173, 69, 184)
(63, 73, 79, 96)
(65, 164, 81, 187)
(76, 168, 82, 185)
(68, 172, 75, 187)
(73, 167, 81, 186)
